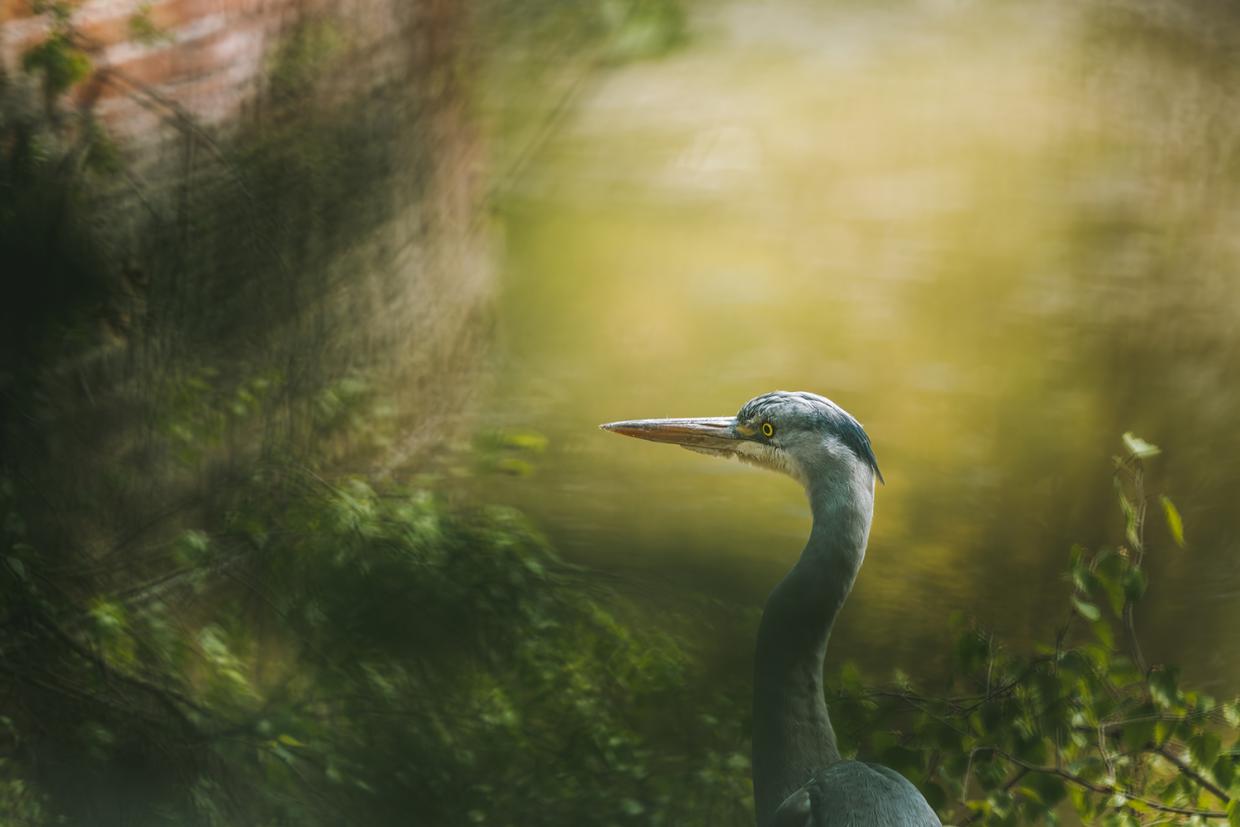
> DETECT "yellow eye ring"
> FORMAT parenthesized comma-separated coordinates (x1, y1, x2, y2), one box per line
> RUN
(761, 422, 775, 438)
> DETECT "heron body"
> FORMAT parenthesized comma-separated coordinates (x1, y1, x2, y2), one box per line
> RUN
(603, 391, 941, 827)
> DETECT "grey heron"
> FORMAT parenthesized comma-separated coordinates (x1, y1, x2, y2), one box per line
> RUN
(602, 391, 941, 827)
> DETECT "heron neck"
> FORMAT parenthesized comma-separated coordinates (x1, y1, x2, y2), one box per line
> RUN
(751, 467, 874, 827)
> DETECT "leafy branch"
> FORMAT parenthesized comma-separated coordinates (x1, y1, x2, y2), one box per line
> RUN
(832, 435, 1239, 826)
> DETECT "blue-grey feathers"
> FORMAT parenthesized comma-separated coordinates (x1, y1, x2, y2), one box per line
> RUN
(777, 762, 940, 827)
(737, 391, 884, 484)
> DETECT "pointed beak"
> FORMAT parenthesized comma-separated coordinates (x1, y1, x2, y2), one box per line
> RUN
(599, 416, 747, 452)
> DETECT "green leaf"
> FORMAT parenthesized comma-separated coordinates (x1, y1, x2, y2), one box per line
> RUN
(493, 457, 534, 476)
(1122, 432, 1161, 459)
(1069, 544, 1088, 578)
(500, 431, 548, 452)
(1072, 596, 1101, 621)
(22, 35, 92, 96)
(1122, 567, 1147, 604)
(1213, 755, 1235, 791)
(1160, 496, 1185, 548)
(1068, 784, 1090, 816)
(1227, 798, 1240, 827)
(1189, 732, 1221, 770)
(5, 556, 25, 580)
(1110, 654, 1142, 685)
(1095, 553, 1127, 616)
(1121, 713, 1156, 753)
(1027, 774, 1067, 808)
(1149, 667, 1181, 709)
(838, 660, 864, 692)
(89, 599, 126, 632)
(174, 529, 211, 563)
(1092, 617, 1115, 648)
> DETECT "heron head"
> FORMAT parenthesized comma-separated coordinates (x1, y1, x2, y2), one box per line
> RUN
(601, 391, 882, 490)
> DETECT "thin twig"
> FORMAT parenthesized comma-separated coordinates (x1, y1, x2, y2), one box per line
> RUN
(981, 745, 1228, 820)
(958, 767, 1028, 825)
(1152, 744, 1231, 804)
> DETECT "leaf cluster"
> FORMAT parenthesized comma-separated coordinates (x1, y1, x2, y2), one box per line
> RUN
(828, 439, 1238, 826)
(0, 468, 754, 825)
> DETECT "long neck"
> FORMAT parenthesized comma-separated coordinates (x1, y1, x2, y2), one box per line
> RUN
(751, 465, 874, 827)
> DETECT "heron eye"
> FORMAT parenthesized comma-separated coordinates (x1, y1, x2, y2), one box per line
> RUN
(761, 422, 775, 438)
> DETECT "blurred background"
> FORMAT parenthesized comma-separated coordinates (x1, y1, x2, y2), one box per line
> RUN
(476, 0, 1240, 692)
(2, 0, 1238, 824)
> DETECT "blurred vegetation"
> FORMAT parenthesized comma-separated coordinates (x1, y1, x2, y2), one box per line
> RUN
(477, 0, 685, 72)
(3, 1, 1238, 825)
(0, 467, 753, 825)
(0, 1, 746, 824)
(476, 0, 687, 204)
(830, 438, 1240, 826)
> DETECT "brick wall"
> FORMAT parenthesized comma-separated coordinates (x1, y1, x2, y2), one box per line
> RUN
(2, 1, 420, 138)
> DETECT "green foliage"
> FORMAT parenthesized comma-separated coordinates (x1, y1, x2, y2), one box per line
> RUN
(126, 2, 171, 45)
(0, 9, 725, 820)
(21, 33, 91, 99)
(600, 0, 688, 63)
(479, 0, 688, 204)
(828, 436, 1237, 825)
(0, 466, 753, 825)
(19, 2, 109, 105)
(472, 428, 550, 476)
(1160, 496, 1185, 549)
(267, 19, 346, 101)
(481, 0, 685, 63)
(23, 0, 172, 100)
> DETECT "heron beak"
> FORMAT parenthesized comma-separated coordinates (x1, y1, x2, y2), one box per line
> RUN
(599, 416, 746, 453)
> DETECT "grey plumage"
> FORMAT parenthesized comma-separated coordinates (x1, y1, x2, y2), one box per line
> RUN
(774, 762, 939, 826)
(602, 391, 939, 827)
(736, 391, 884, 484)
